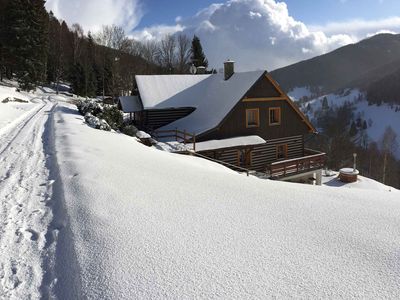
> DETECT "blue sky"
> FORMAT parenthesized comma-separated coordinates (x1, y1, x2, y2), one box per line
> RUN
(137, 0, 400, 29)
(46, 0, 400, 70)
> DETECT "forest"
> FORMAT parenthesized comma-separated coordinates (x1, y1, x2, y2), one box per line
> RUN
(0, 0, 210, 97)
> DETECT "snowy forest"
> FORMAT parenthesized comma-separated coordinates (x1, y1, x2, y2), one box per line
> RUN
(0, 0, 210, 96)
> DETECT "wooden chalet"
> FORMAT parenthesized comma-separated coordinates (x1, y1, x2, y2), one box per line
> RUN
(128, 60, 326, 184)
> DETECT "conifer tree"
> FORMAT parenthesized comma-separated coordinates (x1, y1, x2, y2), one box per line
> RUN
(4, 0, 48, 90)
(190, 35, 208, 68)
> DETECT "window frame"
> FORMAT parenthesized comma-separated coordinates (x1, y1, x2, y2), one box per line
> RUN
(245, 108, 260, 128)
(276, 144, 288, 160)
(269, 107, 281, 126)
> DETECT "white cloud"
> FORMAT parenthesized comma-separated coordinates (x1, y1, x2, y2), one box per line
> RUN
(133, 0, 356, 71)
(45, 0, 143, 34)
(309, 17, 400, 36)
(131, 24, 184, 41)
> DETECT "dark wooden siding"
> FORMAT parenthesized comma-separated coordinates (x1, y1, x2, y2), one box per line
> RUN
(199, 99, 310, 142)
(142, 108, 195, 130)
(245, 74, 281, 98)
(251, 136, 303, 172)
(198, 135, 304, 173)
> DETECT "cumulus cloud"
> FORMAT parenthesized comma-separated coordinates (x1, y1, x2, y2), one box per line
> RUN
(132, 0, 399, 71)
(45, 0, 143, 34)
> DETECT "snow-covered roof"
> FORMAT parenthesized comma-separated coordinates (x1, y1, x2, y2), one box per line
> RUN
(195, 136, 266, 152)
(136, 74, 211, 108)
(136, 71, 264, 135)
(118, 96, 142, 113)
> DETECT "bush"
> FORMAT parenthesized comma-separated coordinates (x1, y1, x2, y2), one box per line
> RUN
(76, 99, 103, 116)
(84, 113, 111, 131)
(121, 125, 138, 137)
(100, 106, 123, 130)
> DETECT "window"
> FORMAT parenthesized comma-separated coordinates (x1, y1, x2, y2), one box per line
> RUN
(237, 149, 252, 167)
(246, 108, 260, 128)
(276, 144, 288, 160)
(269, 107, 281, 125)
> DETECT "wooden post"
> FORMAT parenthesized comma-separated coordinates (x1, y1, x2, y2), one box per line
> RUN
(183, 130, 186, 145)
(175, 128, 178, 141)
(193, 134, 196, 152)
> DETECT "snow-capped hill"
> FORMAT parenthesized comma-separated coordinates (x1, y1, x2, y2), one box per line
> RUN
(300, 89, 400, 158)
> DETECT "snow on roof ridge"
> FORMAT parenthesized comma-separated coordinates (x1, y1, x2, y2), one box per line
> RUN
(195, 135, 266, 152)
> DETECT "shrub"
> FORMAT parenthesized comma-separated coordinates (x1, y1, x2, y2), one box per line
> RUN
(84, 113, 111, 131)
(121, 125, 138, 137)
(76, 99, 103, 116)
(100, 106, 123, 130)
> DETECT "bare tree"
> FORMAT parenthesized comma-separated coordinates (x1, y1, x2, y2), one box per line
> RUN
(157, 34, 176, 72)
(176, 34, 191, 74)
(95, 25, 129, 52)
(140, 40, 158, 64)
(126, 38, 142, 57)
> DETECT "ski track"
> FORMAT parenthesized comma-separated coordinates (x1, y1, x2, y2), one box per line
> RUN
(0, 97, 58, 299)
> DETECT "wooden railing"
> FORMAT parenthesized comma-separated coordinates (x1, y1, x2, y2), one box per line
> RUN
(268, 150, 326, 179)
(153, 129, 196, 151)
(193, 152, 254, 176)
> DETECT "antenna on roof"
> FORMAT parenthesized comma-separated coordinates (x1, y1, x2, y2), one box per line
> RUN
(189, 64, 197, 75)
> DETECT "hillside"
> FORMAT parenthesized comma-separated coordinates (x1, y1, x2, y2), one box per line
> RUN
(271, 33, 400, 96)
(1, 84, 400, 298)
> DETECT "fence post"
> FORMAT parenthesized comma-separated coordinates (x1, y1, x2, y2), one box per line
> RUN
(183, 130, 186, 145)
(193, 134, 196, 152)
(175, 128, 178, 141)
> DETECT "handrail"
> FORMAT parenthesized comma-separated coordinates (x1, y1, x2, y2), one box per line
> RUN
(270, 152, 326, 166)
(192, 151, 253, 176)
(153, 129, 196, 151)
(268, 151, 326, 179)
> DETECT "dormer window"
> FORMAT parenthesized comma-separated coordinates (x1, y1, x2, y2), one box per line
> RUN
(246, 108, 259, 128)
(269, 107, 281, 125)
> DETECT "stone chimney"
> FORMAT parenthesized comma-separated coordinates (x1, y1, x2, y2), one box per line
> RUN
(196, 66, 206, 74)
(224, 59, 235, 80)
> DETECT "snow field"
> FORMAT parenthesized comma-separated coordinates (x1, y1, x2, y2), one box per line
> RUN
(0, 98, 58, 299)
(53, 102, 400, 299)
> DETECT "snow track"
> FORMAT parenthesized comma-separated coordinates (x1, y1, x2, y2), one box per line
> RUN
(0, 98, 58, 299)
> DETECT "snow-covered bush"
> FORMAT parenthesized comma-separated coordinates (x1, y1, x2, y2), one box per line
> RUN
(84, 113, 111, 131)
(100, 106, 123, 130)
(77, 99, 103, 116)
(2, 97, 28, 103)
(121, 125, 138, 137)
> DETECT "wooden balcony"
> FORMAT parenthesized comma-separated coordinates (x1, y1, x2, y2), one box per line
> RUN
(267, 149, 326, 179)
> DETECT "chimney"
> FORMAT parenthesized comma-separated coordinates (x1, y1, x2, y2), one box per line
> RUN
(224, 59, 235, 80)
(196, 66, 206, 74)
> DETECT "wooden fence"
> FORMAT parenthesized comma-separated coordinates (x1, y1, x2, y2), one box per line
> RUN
(153, 129, 196, 151)
(268, 150, 326, 179)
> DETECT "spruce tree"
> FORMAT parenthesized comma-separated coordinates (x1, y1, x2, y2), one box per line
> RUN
(4, 0, 48, 90)
(190, 35, 208, 68)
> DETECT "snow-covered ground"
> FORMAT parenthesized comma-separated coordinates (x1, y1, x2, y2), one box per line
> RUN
(322, 171, 396, 192)
(302, 89, 400, 158)
(1, 84, 400, 299)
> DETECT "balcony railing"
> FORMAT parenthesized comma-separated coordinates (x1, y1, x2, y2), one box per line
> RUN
(267, 149, 326, 179)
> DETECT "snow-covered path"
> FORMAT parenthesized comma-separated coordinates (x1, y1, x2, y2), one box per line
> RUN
(0, 98, 57, 299)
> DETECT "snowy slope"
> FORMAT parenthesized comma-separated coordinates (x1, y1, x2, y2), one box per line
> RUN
(52, 102, 400, 299)
(302, 89, 400, 157)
